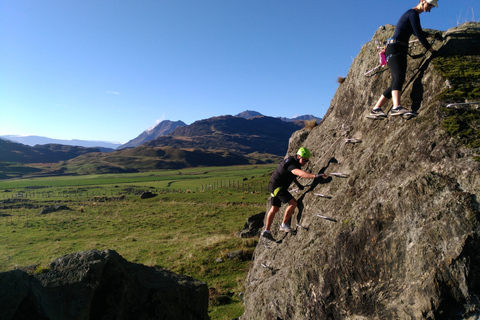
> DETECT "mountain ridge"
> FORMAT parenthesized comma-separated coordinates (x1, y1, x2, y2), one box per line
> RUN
(0, 135, 121, 150)
(0, 113, 317, 178)
(1, 111, 321, 151)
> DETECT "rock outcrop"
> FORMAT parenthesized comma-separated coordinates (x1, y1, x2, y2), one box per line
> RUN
(238, 212, 266, 238)
(0, 249, 209, 320)
(242, 23, 480, 319)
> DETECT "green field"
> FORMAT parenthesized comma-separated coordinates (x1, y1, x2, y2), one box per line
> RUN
(0, 164, 276, 320)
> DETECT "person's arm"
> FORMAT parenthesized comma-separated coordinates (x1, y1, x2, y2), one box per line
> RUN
(291, 169, 327, 180)
(410, 12, 434, 52)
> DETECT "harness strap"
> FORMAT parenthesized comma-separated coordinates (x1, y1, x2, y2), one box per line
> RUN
(386, 38, 408, 47)
(271, 186, 283, 198)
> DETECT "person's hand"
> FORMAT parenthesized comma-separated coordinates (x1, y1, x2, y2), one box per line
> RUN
(315, 174, 327, 180)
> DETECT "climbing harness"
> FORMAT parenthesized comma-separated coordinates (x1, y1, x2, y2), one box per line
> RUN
(365, 35, 438, 77)
(386, 38, 408, 47)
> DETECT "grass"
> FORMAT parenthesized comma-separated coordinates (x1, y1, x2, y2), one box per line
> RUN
(0, 164, 276, 319)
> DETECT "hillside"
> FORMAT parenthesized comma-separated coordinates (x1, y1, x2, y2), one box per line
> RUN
(0, 139, 102, 164)
(120, 111, 320, 150)
(54, 115, 304, 174)
(145, 115, 304, 155)
(54, 146, 268, 175)
(242, 23, 480, 319)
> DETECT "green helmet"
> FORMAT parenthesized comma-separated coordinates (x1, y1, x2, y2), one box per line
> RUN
(297, 147, 311, 159)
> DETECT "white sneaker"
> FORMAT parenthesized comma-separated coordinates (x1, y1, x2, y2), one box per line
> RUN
(280, 223, 292, 232)
(391, 106, 410, 116)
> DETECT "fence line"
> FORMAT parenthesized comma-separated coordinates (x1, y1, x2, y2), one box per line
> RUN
(1, 179, 264, 200)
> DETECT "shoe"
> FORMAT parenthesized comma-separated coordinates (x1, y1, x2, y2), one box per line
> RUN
(280, 223, 292, 232)
(390, 106, 410, 116)
(369, 108, 387, 118)
(262, 230, 276, 241)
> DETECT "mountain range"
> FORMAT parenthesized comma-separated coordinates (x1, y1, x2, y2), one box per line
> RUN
(1, 111, 320, 150)
(0, 111, 321, 178)
(0, 135, 122, 151)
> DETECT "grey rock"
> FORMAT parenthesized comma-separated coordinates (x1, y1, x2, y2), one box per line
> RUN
(0, 249, 209, 320)
(242, 23, 480, 320)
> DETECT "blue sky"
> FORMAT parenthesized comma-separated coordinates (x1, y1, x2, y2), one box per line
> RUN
(1, 0, 478, 143)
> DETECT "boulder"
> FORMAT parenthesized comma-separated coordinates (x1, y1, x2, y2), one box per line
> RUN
(140, 191, 157, 199)
(242, 23, 480, 320)
(0, 249, 209, 320)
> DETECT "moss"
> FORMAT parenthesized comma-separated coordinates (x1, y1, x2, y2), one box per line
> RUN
(441, 108, 480, 148)
(34, 264, 51, 274)
(434, 56, 480, 151)
(433, 55, 480, 102)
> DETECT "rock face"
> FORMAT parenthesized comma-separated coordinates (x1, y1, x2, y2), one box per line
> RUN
(0, 249, 209, 320)
(242, 23, 480, 319)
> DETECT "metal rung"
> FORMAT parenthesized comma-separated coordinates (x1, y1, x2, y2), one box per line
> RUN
(446, 103, 479, 110)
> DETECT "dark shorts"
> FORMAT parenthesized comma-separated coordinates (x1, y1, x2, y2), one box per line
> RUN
(270, 187, 294, 207)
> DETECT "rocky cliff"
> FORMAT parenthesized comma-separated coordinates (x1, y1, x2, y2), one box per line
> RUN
(242, 23, 480, 319)
(0, 249, 208, 320)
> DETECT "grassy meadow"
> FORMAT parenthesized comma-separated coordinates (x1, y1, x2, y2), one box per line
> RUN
(0, 164, 276, 320)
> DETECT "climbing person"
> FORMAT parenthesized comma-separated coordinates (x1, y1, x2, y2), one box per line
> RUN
(368, 0, 438, 119)
(261, 147, 327, 241)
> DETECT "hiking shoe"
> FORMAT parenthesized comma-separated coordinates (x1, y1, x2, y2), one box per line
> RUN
(280, 223, 292, 233)
(262, 230, 276, 241)
(369, 108, 387, 118)
(390, 106, 410, 116)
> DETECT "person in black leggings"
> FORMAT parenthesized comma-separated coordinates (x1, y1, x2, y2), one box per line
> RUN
(369, 0, 438, 118)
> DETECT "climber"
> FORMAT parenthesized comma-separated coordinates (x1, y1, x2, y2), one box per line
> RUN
(368, 0, 439, 119)
(261, 147, 327, 242)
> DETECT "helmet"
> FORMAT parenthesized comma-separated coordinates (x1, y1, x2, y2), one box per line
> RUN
(425, 0, 438, 7)
(297, 147, 311, 159)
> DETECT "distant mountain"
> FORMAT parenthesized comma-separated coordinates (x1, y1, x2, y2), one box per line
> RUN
(235, 110, 321, 123)
(0, 138, 101, 164)
(278, 114, 322, 123)
(145, 115, 304, 156)
(118, 120, 186, 150)
(0, 135, 121, 150)
(235, 110, 264, 119)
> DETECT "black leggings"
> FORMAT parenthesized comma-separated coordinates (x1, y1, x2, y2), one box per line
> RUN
(382, 43, 408, 99)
